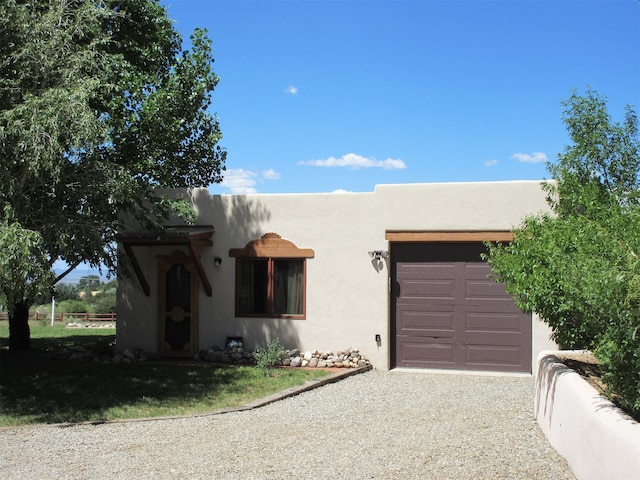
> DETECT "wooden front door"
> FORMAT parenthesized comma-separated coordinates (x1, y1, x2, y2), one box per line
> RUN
(158, 251, 199, 357)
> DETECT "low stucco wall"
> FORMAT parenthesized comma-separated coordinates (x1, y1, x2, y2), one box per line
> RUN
(534, 351, 640, 480)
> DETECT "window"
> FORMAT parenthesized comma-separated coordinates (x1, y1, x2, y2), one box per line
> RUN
(236, 258, 305, 317)
(230, 233, 314, 319)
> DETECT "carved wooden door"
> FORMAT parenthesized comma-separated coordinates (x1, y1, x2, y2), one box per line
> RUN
(157, 252, 199, 357)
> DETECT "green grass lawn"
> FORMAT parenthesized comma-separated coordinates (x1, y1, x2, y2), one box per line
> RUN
(0, 322, 328, 426)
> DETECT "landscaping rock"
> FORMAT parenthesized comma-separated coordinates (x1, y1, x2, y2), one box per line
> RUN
(51, 341, 372, 369)
(66, 322, 116, 329)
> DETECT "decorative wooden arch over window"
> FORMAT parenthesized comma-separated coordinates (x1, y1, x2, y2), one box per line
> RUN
(229, 233, 314, 319)
(229, 232, 315, 259)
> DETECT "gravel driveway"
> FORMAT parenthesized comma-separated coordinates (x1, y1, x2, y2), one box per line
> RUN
(1, 369, 574, 479)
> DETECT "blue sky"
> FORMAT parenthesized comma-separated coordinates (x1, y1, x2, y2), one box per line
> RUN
(168, 0, 639, 195)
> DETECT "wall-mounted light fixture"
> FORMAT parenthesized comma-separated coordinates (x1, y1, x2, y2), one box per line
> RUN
(214, 256, 222, 267)
(368, 250, 389, 261)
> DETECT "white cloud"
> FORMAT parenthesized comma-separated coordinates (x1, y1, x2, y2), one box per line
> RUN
(285, 85, 298, 95)
(299, 153, 407, 170)
(262, 168, 280, 180)
(221, 168, 258, 194)
(218, 168, 281, 193)
(484, 159, 498, 167)
(510, 151, 548, 164)
(331, 189, 352, 194)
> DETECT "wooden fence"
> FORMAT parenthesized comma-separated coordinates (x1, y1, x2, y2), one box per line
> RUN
(0, 312, 116, 323)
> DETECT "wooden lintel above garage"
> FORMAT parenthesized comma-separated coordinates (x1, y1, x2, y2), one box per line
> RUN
(385, 231, 514, 243)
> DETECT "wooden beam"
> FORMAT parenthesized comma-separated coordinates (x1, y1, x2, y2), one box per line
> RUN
(119, 237, 212, 247)
(117, 226, 214, 246)
(385, 231, 514, 242)
(123, 244, 150, 296)
(187, 242, 212, 297)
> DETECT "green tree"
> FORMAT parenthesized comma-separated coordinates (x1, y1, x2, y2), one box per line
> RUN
(52, 283, 80, 303)
(486, 90, 640, 416)
(0, 212, 55, 349)
(94, 292, 117, 314)
(77, 275, 101, 293)
(0, 0, 226, 350)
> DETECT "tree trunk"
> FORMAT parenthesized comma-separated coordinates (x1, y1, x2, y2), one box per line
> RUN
(9, 300, 31, 351)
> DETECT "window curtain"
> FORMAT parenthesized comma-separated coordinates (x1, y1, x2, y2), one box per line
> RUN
(286, 260, 303, 315)
(274, 260, 303, 315)
(238, 260, 255, 314)
(240, 259, 268, 315)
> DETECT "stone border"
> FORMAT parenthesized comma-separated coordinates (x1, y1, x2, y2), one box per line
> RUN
(198, 345, 372, 369)
(239, 364, 372, 410)
(534, 350, 640, 480)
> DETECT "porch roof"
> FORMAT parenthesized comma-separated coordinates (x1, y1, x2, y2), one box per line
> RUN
(117, 225, 215, 297)
(117, 225, 214, 246)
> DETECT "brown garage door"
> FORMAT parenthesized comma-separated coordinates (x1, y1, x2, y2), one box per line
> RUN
(391, 242, 531, 373)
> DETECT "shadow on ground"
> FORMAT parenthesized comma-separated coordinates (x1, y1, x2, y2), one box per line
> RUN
(0, 336, 322, 425)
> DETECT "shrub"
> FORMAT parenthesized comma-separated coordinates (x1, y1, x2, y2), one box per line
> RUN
(486, 90, 640, 419)
(94, 293, 116, 314)
(57, 299, 87, 314)
(54, 283, 80, 302)
(253, 338, 285, 376)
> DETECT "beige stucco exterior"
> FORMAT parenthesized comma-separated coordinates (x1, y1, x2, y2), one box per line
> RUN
(117, 180, 557, 371)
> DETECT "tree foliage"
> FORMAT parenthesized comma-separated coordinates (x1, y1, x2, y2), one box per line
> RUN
(52, 283, 81, 303)
(0, 210, 55, 348)
(486, 90, 640, 417)
(77, 275, 101, 293)
(0, 1, 226, 349)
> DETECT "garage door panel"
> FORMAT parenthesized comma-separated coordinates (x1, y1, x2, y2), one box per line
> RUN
(396, 337, 456, 368)
(463, 262, 493, 277)
(398, 263, 456, 302)
(462, 330, 528, 347)
(398, 262, 456, 277)
(464, 345, 529, 372)
(465, 281, 518, 307)
(393, 242, 532, 373)
(465, 279, 510, 299)
(398, 309, 455, 336)
(398, 279, 455, 301)
(463, 265, 516, 304)
(465, 312, 529, 334)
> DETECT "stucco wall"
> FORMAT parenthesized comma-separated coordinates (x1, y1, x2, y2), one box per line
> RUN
(535, 351, 640, 480)
(117, 180, 555, 370)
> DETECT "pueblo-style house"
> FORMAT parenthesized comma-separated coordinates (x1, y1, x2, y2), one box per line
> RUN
(116, 180, 557, 372)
